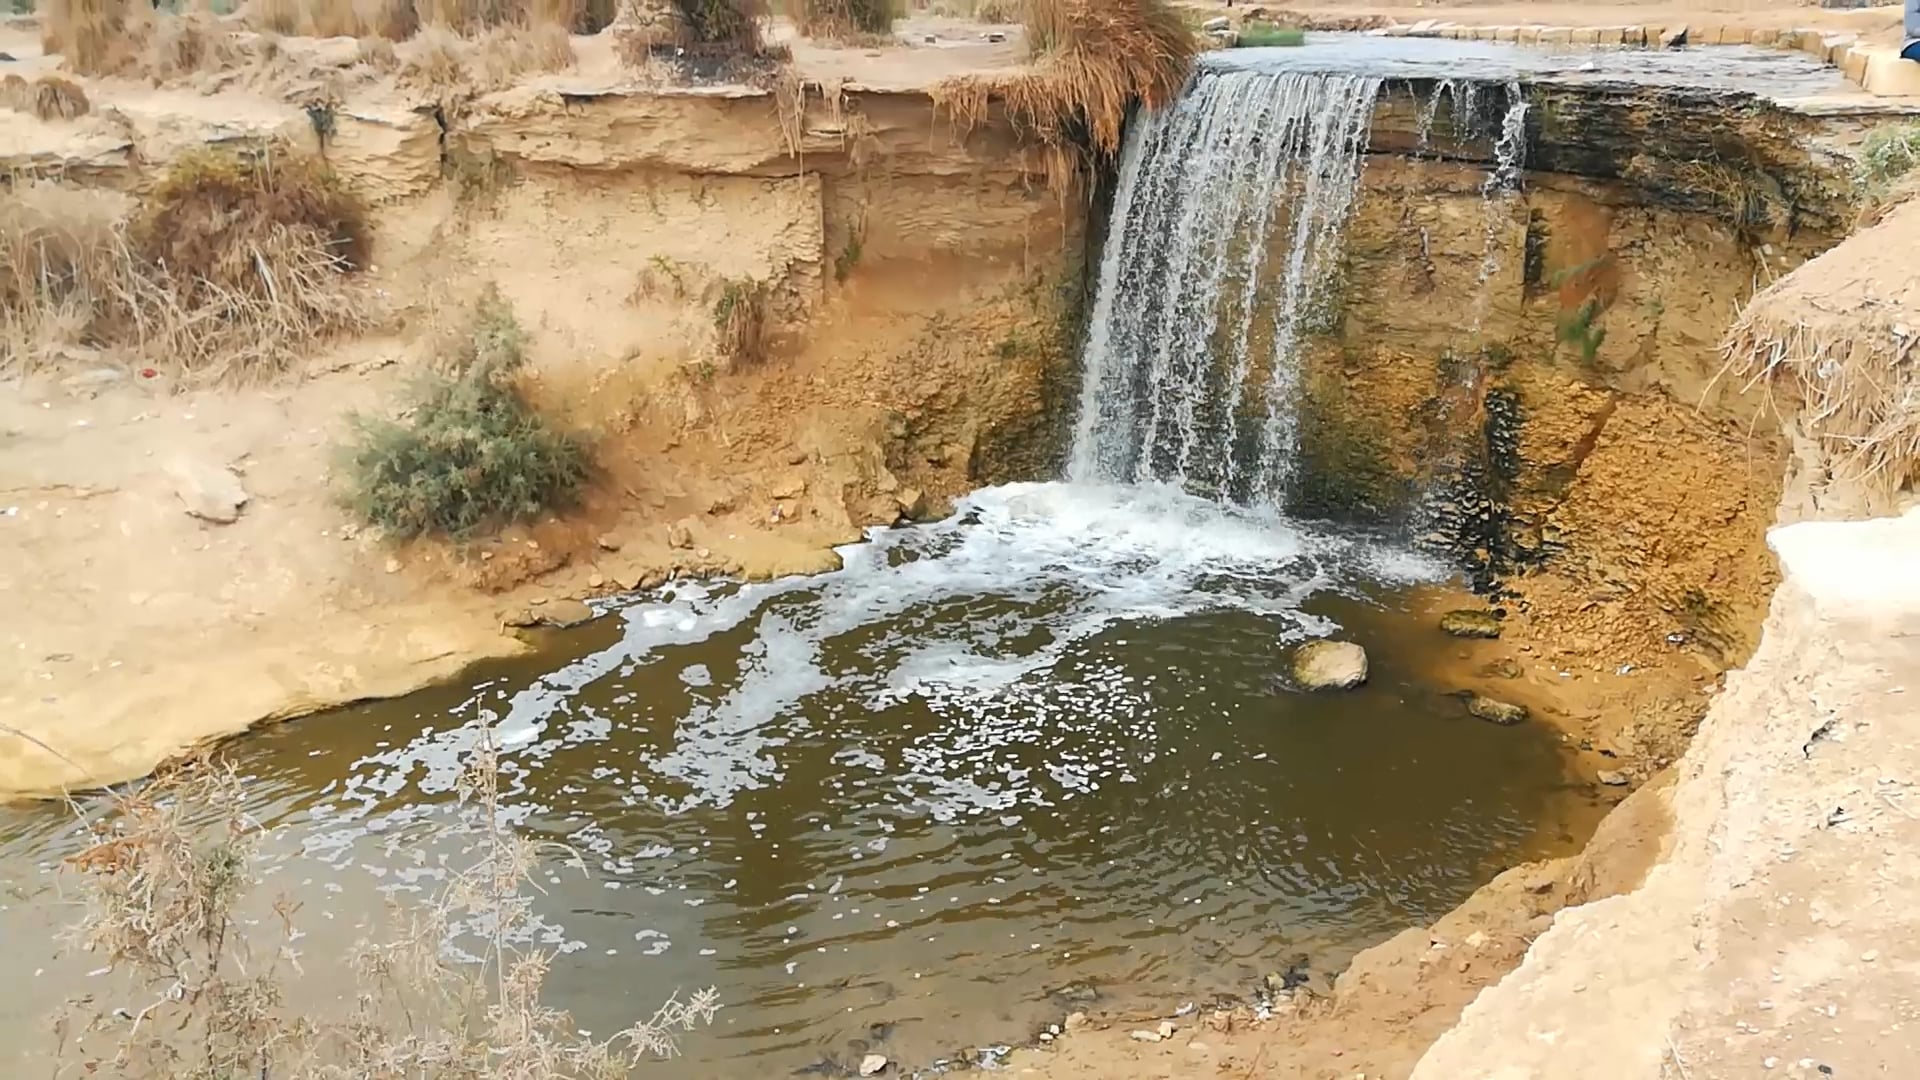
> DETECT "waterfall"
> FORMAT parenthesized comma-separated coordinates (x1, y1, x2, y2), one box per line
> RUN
(1067, 69, 1382, 507)
(1471, 83, 1531, 329)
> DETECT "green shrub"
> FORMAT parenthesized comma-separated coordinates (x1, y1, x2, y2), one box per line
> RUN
(1235, 24, 1305, 47)
(1856, 122, 1920, 191)
(341, 288, 587, 539)
(1555, 297, 1607, 365)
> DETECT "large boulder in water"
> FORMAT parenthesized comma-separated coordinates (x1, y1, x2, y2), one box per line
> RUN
(1291, 640, 1368, 691)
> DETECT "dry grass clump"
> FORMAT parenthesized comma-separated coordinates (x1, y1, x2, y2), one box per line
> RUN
(789, 0, 895, 39)
(39, 0, 139, 76)
(138, 147, 372, 309)
(1719, 198, 1920, 509)
(712, 276, 768, 367)
(0, 184, 145, 370)
(53, 746, 719, 1078)
(250, 0, 423, 39)
(400, 21, 577, 87)
(0, 73, 92, 119)
(2, 148, 371, 381)
(971, 0, 1019, 23)
(932, 0, 1195, 187)
(341, 287, 589, 539)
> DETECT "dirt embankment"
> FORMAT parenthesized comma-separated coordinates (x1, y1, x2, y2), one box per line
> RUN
(0, 48, 1083, 797)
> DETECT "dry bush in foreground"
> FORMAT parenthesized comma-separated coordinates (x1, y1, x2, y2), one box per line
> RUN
(340, 287, 589, 539)
(2, 148, 370, 381)
(931, 0, 1195, 188)
(55, 748, 719, 1078)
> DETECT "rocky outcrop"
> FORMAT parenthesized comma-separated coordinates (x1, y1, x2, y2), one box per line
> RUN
(1413, 508, 1920, 1079)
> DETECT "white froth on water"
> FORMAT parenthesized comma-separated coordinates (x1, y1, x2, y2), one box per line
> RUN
(311, 481, 1445, 830)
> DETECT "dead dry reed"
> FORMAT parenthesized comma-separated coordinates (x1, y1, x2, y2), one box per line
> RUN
(930, 0, 1195, 190)
(53, 743, 719, 1078)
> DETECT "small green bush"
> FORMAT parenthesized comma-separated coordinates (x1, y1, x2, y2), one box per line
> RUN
(1856, 122, 1920, 191)
(341, 288, 587, 539)
(1235, 24, 1305, 47)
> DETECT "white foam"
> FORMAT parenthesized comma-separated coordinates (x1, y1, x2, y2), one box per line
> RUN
(317, 481, 1446, 825)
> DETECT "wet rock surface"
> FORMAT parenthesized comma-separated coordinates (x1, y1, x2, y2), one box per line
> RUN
(1440, 609, 1504, 638)
(1467, 694, 1530, 725)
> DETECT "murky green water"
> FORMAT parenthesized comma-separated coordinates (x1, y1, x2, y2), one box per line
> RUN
(0, 482, 1598, 1075)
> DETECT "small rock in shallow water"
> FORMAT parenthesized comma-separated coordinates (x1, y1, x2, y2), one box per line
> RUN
(1064, 1011, 1088, 1031)
(1467, 695, 1528, 725)
(506, 598, 594, 629)
(1291, 640, 1368, 691)
(1597, 769, 1630, 786)
(859, 1053, 887, 1076)
(1440, 609, 1503, 638)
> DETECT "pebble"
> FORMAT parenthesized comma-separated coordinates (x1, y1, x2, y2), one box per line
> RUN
(1129, 1030, 1162, 1043)
(859, 1053, 887, 1076)
(1597, 769, 1630, 786)
(1157, 1021, 1175, 1039)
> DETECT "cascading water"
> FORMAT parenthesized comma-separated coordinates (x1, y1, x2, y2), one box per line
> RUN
(1471, 82, 1531, 330)
(1068, 68, 1382, 507)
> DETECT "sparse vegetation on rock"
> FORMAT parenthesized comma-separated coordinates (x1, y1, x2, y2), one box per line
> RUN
(712, 276, 769, 368)
(340, 287, 589, 539)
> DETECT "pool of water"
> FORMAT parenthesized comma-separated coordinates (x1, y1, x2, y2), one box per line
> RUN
(0, 482, 1602, 1075)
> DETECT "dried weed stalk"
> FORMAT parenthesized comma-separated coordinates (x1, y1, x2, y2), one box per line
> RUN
(56, 740, 718, 1078)
(54, 761, 309, 1078)
(930, 0, 1195, 193)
